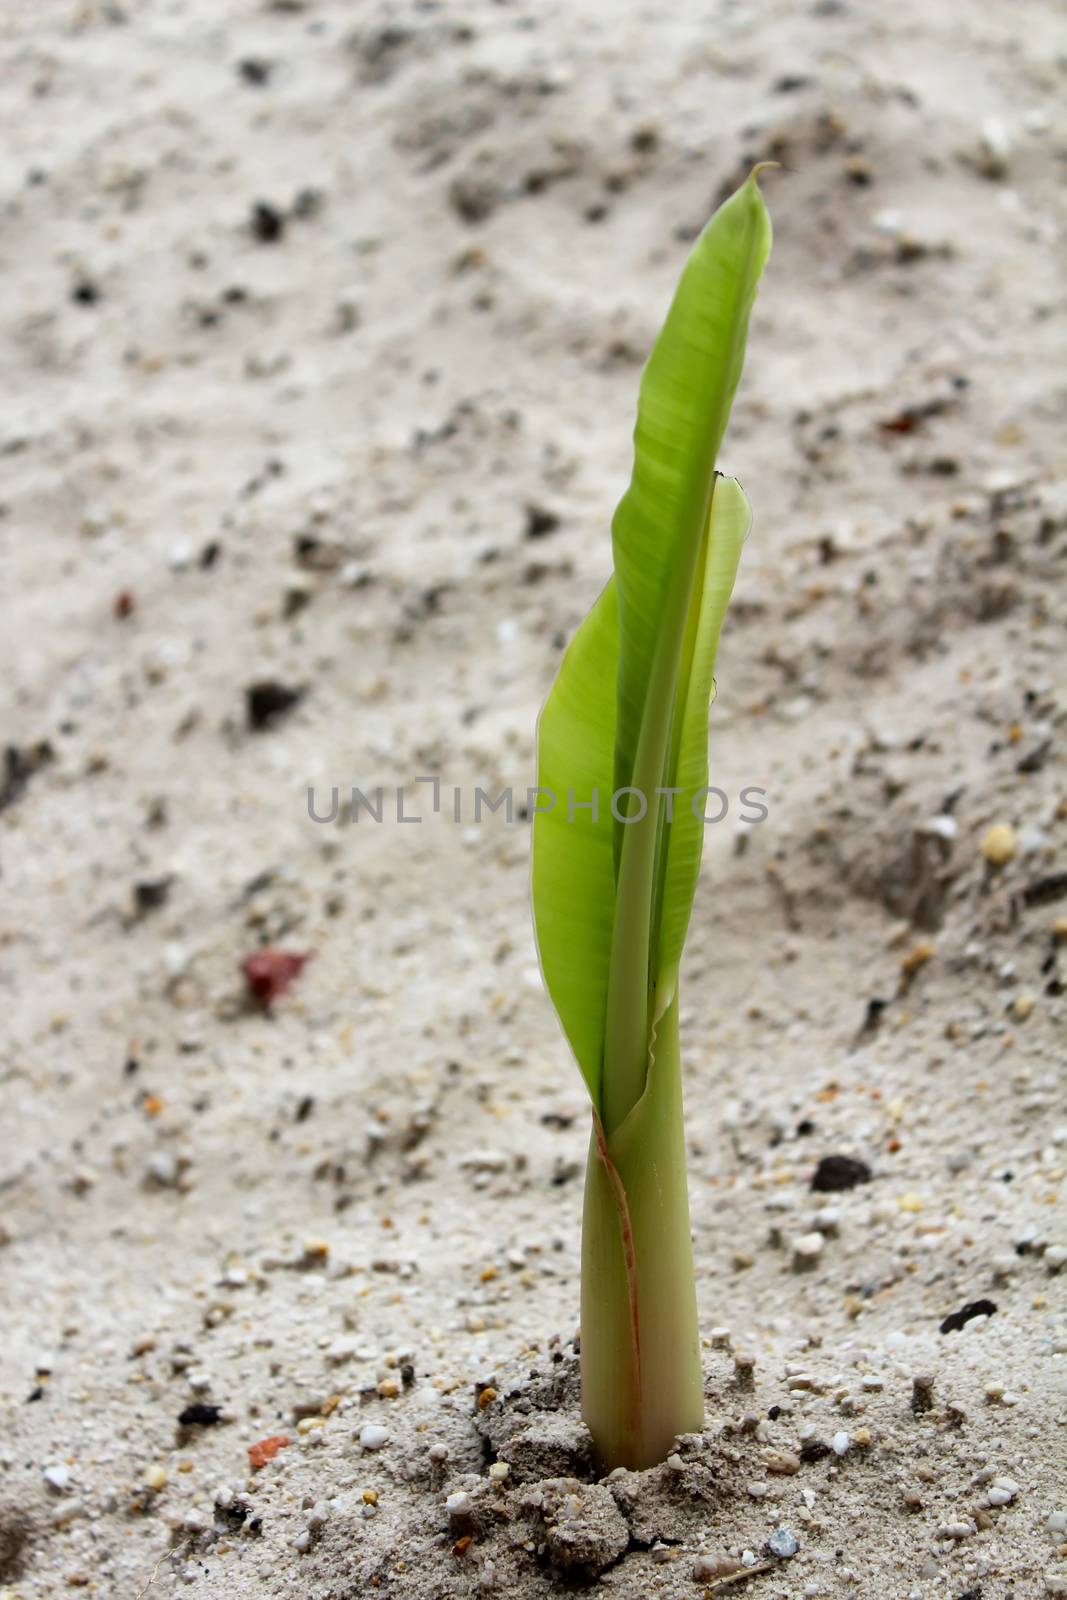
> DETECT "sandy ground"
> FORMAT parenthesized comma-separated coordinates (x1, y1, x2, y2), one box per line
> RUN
(1, 1, 1065, 1597)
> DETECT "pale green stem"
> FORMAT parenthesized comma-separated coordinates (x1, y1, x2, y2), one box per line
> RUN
(581, 990, 704, 1469)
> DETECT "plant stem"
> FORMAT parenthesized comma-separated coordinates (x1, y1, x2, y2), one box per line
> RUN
(580, 991, 704, 1469)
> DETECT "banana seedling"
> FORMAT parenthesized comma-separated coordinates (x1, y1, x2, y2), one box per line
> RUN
(532, 170, 772, 1469)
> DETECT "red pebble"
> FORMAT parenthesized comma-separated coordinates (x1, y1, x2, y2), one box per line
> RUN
(247, 1434, 289, 1469)
(241, 948, 312, 1006)
(114, 590, 135, 619)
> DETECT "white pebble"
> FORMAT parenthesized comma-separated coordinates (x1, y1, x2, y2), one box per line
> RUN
(666, 1453, 685, 1473)
(446, 1490, 474, 1516)
(831, 1431, 850, 1456)
(359, 1424, 389, 1451)
(693, 1554, 741, 1580)
(51, 1499, 85, 1526)
(1046, 1510, 1067, 1535)
(146, 1152, 178, 1187)
(43, 1464, 71, 1493)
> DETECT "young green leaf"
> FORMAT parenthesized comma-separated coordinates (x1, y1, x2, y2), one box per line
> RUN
(530, 581, 618, 1109)
(533, 170, 771, 1129)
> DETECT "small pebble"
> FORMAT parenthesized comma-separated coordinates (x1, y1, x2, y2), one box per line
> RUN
(693, 1554, 742, 1580)
(146, 1152, 179, 1187)
(987, 1477, 1019, 1506)
(52, 1499, 85, 1526)
(446, 1491, 474, 1517)
(792, 1231, 824, 1269)
(811, 1154, 872, 1192)
(145, 1465, 167, 1491)
(981, 823, 1017, 865)
(43, 1464, 71, 1493)
(762, 1448, 801, 1475)
(831, 1431, 850, 1456)
(359, 1424, 389, 1451)
(911, 1374, 935, 1414)
(767, 1526, 799, 1559)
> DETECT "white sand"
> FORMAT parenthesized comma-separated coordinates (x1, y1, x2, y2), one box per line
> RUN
(1, 1, 1064, 1597)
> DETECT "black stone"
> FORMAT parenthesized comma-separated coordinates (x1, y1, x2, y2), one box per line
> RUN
(525, 505, 560, 540)
(939, 1299, 997, 1336)
(178, 1403, 223, 1426)
(246, 681, 305, 731)
(250, 202, 285, 243)
(811, 1154, 872, 1193)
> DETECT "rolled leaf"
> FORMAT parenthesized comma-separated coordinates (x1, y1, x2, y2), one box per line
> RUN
(653, 474, 751, 1009)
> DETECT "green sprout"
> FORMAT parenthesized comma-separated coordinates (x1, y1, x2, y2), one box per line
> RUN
(531, 170, 772, 1470)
